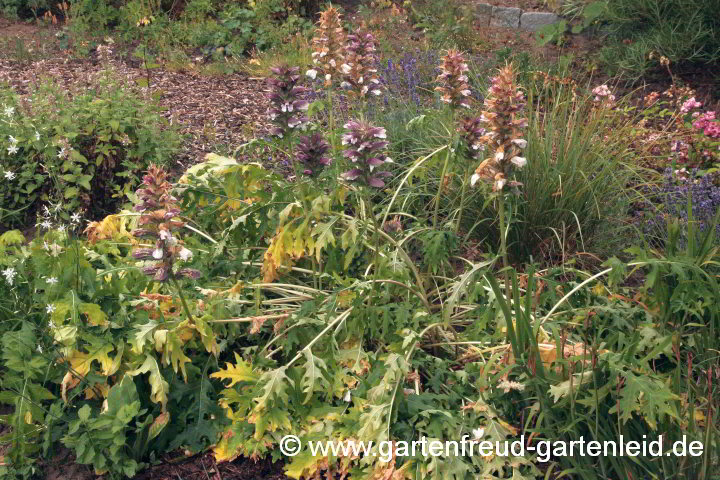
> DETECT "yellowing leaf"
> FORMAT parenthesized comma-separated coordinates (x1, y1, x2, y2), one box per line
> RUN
(210, 353, 259, 387)
(84, 214, 133, 244)
(128, 355, 170, 410)
(79, 303, 109, 327)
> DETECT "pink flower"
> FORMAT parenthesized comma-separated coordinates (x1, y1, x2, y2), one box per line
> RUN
(680, 97, 702, 114)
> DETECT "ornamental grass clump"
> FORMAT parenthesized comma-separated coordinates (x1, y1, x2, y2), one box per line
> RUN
(341, 120, 393, 188)
(266, 65, 310, 138)
(341, 30, 382, 99)
(307, 6, 346, 87)
(435, 49, 472, 110)
(132, 165, 200, 283)
(471, 64, 528, 193)
(295, 133, 332, 176)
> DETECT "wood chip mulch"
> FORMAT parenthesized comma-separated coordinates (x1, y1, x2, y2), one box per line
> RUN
(0, 54, 271, 168)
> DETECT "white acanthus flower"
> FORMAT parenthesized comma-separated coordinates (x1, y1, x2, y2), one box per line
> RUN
(152, 248, 164, 259)
(306, 69, 318, 80)
(510, 156, 527, 168)
(343, 390, 352, 402)
(178, 247, 193, 261)
(470, 173, 480, 186)
(512, 139, 527, 149)
(2, 267, 17, 285)
(340, 63, 351, 74)
(325, 73, 332, 82)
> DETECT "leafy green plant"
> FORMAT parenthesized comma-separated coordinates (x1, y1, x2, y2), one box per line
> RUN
(0, 75, 179, 227)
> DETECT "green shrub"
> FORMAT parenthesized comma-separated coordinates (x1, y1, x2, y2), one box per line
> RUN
(0, 75, 179, 228)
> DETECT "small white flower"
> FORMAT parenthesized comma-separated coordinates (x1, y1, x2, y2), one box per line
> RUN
(384, 156, 394, 163)
(7, 145, 18, 155)
(152, 248, 164, 259)
(8, 135, 17, 144)
(48, 243, 63, 257)
(43, 205, 51, 216)
(497, 379, 526, 393)
(46, 277, 58, 285)
(178, 247, 193, 261)
(341, 63, 351, 74)
(70, 212, 82, 224)
(2, 267, 17, 286)
(510, 156, 527, 168)
(57, 224, 66, 233)
(306, 69, 318, 80)
(46, 304, 56, 314)
(472, 427, 485, 439)
(35, 131, 41, 141)
(57, 147, 66, 158)
(36, 345, 43, 354)
(512, 139, 528, 149)
(40, 220, 52, 230)
(3, 105, 14, 117)
(343, 390, 352, 402)
(4, 171, 15, 180)
(53, 203, 62, 212)
(43, 241, 50, 251)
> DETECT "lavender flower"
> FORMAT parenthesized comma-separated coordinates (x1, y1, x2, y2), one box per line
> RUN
(266, 65, 310, 138)
(296, 133, 332, 176)
(341, 120, 393, 188)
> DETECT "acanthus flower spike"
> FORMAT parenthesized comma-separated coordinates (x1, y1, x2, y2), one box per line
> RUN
(435, 49, 472, 110)
(131, 165, 201, 282)
(472, 63, 528, 193)
(341, 120, 393, 188)
(342, 30, 382, 99)
(309, 6, 346, 87)
(296, 133, 332, 176)
(266, 65, 310, 138)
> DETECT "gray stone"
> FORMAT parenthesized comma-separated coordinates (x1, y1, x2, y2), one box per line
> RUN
(520, 11, 562, 31)
(475, 2, 493, 27)
(490, 6, 522, 28)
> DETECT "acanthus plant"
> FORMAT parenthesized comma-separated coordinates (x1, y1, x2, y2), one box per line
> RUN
(341, 120, 393, 188)
(132, 164, 201, 320)
(470, 63, 528, 297)
(432, 49, 472, 229)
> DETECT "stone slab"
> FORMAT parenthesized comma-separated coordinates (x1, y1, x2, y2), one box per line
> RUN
(475, 2, 493, 27)
(520, 11, 561, 31)
(490, 6, 522, 28)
